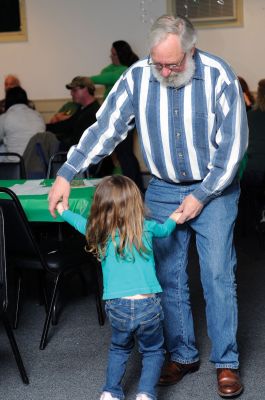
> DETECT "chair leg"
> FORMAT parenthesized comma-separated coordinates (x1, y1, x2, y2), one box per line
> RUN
(39, 274, 61, 350)
(2, 313, 29, 384)
(38, 271, 48, 312)
(13, 274, 22, 329)
(51, 291, 60, 326)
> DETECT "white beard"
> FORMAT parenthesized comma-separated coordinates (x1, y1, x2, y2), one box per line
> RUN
(151, 54, 195, 88)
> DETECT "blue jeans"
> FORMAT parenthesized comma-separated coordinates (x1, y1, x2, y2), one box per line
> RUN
(103, 296, 165, 400)
(145, 178, 240, 369)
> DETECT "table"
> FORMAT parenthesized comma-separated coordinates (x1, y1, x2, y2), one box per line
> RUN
(0, 179, 99, 222)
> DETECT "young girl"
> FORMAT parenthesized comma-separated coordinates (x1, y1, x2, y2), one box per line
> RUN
(56, 175, 180, 400)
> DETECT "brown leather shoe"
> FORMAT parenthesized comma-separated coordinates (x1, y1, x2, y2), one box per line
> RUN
(217, 368, 243, 398)
(158, 360, 200, 386)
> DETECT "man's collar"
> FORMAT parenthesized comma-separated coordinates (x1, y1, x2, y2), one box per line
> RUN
(192, 48, 204, 80)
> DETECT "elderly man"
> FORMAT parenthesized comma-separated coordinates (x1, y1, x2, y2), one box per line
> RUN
(49, 15, 248, 398)
(0, 74, 35, 114)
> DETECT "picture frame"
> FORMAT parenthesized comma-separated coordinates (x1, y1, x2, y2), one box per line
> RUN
(0, 0, 27, 42)
(166, 0, 243, 29)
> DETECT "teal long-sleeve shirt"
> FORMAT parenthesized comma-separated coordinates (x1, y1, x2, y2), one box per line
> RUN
(60, 210, 176, 300)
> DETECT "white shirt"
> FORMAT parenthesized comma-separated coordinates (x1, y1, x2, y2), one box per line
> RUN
(0, 104, 45, 157)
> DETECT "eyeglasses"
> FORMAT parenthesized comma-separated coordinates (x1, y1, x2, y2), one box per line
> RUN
(147, 53, 187, 72)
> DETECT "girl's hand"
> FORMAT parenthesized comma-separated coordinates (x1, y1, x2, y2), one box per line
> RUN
(56, 202, 65, 216)
(170, 211, 182, 223)
(174, 194, 203, 224)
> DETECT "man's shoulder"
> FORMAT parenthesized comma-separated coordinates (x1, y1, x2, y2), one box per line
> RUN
(196, 48, 237, 82)
(121, 58, 150, 90)
(197, 49, 231, 68)
(123, 58, 148, 76)
(81, 100, 100, 113)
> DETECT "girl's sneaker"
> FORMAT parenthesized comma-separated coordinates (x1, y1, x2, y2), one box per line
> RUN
(100, 391, 120, 400)
(136, 394, 152, 400)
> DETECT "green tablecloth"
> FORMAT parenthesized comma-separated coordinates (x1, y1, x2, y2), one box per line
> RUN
(0, 179, 96, 222)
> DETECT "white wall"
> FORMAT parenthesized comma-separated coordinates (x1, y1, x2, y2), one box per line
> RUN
(0, 0, 263, 99)
(196, 0, 265, 92)
(0, 0, 164, 99)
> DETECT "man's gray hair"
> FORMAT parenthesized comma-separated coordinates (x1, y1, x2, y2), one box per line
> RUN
(149, 15, 197, 52)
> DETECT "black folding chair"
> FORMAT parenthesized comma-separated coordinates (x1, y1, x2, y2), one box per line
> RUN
(46, 151, 89, 179)
(0, 187, 105, 350)
(0, 152, 26, 179)
(0, 207, 29, 384)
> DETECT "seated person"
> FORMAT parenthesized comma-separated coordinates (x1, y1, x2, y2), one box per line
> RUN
(48, 42, 143, 189)
(46, 76, 100, 150)
(0, 86, 45, 158)
(0, 74, 35, 115)
(50, 39, 139, 122)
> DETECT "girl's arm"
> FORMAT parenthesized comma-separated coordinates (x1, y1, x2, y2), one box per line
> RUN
(56, 202, 87, 235)
(146, 212, 181, 238)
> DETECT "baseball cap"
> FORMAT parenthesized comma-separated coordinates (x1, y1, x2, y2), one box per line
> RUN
(66, 76, 95, 92)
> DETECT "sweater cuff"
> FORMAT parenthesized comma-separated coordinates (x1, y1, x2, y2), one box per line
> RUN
(57, 163, 77, 182)
(192, 183, 222, 205)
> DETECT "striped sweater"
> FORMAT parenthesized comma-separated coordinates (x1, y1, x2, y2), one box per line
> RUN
(58, 48, 248, 204)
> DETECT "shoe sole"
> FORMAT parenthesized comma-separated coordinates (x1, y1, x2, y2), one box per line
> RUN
(217, 385, 244, 398)
(158, 365, 199, 386)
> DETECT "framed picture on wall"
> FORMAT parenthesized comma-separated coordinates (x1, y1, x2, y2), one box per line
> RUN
(167, 0, 243, 29)
(0, 0, 27, 42)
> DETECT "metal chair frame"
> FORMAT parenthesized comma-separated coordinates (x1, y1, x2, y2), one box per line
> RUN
(0, 207, 29, 384)
(0, 187, 105, 350)
(0, 152, 26, 179)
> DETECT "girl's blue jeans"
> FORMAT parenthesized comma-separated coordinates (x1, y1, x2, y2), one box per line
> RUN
(145, 177, 240, 369)
(103, 296, 165, 400)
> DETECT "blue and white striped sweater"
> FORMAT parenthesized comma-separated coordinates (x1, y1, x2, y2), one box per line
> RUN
(59, 48, 248, 204)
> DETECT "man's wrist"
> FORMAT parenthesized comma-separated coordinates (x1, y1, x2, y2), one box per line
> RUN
(192, 184, 221, 205)
(57, 164, 75, 182)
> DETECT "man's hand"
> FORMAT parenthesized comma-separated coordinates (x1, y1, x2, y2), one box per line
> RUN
(48, 176, 71, 217)
(175, 194, 204, 224)
(49, 112, 71, 124)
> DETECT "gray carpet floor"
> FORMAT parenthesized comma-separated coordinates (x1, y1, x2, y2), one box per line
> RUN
(0, 230, 265, 400)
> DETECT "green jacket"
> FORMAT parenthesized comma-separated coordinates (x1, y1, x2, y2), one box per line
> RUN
(91, 64, 127, 99)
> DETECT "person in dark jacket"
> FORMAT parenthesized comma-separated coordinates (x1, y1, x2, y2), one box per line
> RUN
(46, 76, 100, 150)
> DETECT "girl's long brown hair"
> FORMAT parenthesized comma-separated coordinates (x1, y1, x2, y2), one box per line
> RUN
(85, 175, 148, 260)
